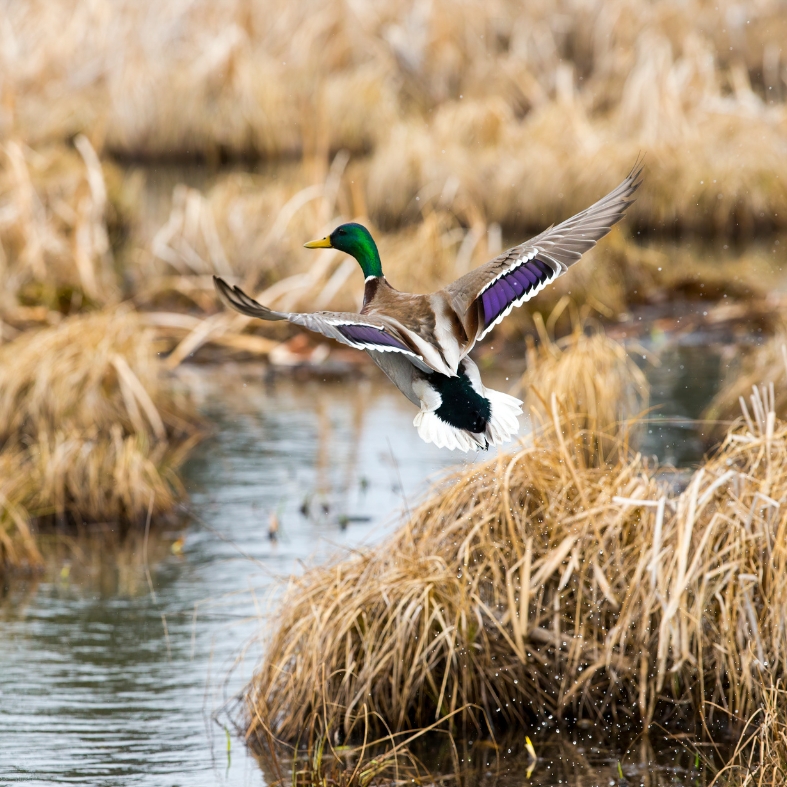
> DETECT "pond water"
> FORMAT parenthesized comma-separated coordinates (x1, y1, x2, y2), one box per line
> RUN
(0, 343, 729, 786)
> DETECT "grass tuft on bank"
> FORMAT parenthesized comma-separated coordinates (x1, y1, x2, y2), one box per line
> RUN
(517, 312, 649, 460)
(0, 308, 202, 574)
(244, 380, 787, 749)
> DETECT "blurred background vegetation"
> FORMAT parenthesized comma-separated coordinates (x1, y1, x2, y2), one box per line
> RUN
(0, 0, 785, 586)
(2, 0, 785, 321)
(2, 3, 787, 784)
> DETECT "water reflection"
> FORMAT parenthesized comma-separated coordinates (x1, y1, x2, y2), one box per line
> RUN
(257, 728, 720, 787)
(637, 342, 725, 466)
(418, 730, 719, 787)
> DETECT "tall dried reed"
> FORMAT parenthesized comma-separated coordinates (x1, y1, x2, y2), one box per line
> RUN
(3, 0, 786, 235)
(713, 687, 787, 787)
(517, 308, 649, 460)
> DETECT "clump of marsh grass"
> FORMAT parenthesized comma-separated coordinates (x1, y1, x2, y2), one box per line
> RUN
(146, 162, 779, 369)
(363, 20, 787, 238)
(0, 307, 193, 440)
(517, 305, 649, 459)
(244, 386, 787, 744)
(5, 0, 787, 237)
(0, 308, 201, 572)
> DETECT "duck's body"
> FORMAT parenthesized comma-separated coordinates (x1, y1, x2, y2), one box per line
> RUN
(215, 165, 642, 452)
(358, 279, 523, 450)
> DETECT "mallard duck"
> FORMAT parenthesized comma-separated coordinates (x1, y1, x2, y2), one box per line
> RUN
(215, 166, 641, 452)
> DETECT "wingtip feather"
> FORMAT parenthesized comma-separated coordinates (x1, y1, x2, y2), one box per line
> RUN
(625, 155, 645, 196)
(212, 276, 287, 321)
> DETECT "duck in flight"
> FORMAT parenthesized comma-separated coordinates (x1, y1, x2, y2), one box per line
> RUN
(214, 165, 641, 452)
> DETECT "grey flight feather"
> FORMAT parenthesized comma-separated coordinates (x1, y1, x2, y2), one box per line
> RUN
(213, 275, 430, 368)
(444, 163, 643, 317)
(214, 163, 642, 370)
(213, 275, 288, 321)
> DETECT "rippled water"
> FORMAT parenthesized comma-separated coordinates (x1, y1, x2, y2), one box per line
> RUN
(0, 368, 463, 786)
(0, 347, 725, 785)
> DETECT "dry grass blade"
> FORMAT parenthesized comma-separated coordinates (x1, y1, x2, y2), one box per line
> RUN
(712, 687, 787, 787)
(517, 312, 649, 463)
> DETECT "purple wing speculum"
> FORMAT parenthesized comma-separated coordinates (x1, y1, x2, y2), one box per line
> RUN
(479, 258, 558, 334)
(335, 323, 411, 352)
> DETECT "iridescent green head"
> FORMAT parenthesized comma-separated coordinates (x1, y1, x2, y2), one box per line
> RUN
(304, 223, 383, 279)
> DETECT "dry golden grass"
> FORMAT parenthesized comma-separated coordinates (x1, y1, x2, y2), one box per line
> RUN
(3, 31, 778, 335)
(367, 89, 787, 237)
(536, 226, 780, 320)
(0, 307, 190, 438)
(0, 134, 763, 393)
(0, 137, 128, 319)
(140, 155, 508, 363)
(0, 308, 201, 573)
(713, 687, 787, 787)
(143, 162, 781, 369)
(2, 0, 786, 236)
(517, 308, 649, 456)
(244, 384, 787, 744)
(137, 157, 360, 310)
(4, 0, 785, 154)
(132, 129, 781, 354)
(359, 5, 787, 237)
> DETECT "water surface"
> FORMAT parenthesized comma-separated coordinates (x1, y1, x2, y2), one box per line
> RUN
(0, 370, 462, 786)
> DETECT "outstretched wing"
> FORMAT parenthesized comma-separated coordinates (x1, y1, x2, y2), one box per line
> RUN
(445, 164, 642, 342)
(213, 276, 431, 368)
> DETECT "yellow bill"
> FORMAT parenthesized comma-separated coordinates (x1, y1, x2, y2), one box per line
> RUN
(304, 236, 332, 249)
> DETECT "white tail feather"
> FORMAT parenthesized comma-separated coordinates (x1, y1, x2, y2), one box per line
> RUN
(484, 388, 523, 446)
(413, 410, 486, 452)
(412, 385, 522, 452)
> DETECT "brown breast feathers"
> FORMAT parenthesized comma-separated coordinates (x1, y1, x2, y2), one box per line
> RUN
(362, 279, 437, 343)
